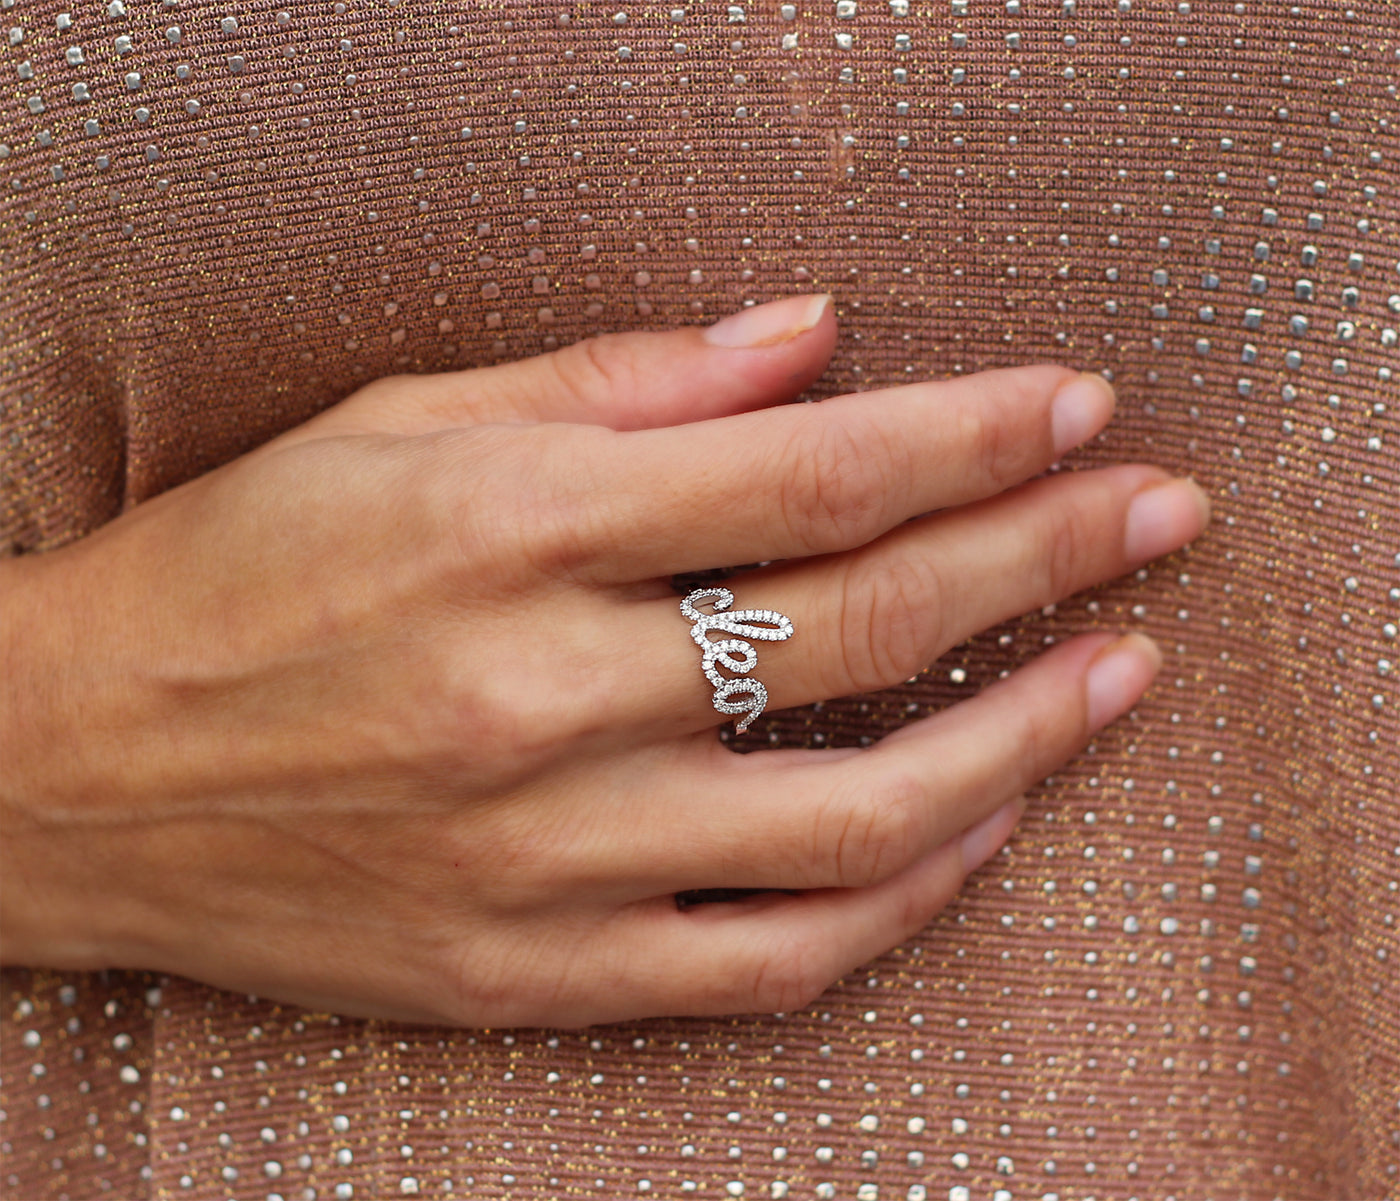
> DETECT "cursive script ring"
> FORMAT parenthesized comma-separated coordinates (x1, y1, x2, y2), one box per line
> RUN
(680, 587, 795, 734)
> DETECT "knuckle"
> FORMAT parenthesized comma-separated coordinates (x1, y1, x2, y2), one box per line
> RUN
(439, 423, 613, 582)
(748, 933, 835, 1014)
(512, 426, 619, 578)
(967, 401, 1018, 491)
(1035, 493, 1097, 602)
(838, 552, 946, 691)
(424, 643, 585, 781)
(817, 770, 926, 888)
(962, 366, 1071, 489)
(1008, 695, 1064, 786)
(550, 331, 640, 414)
(780, 414, 892, 554)
(439, 683, 538, 766)
(892, 880, 941, 945)
(421, 428, 527, 561)
(445, 933, 569, 1027)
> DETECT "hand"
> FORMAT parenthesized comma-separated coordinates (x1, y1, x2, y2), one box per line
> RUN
(0, 293, 1209, 1026)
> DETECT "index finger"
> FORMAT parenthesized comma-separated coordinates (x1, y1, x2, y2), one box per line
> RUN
(563, 363, 1115, 581)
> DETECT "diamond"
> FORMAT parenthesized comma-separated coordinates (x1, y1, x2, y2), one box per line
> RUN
(681, 588, 794, 734)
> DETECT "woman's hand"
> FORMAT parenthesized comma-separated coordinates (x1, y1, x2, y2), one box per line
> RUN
(0, 294, 1209, 1026)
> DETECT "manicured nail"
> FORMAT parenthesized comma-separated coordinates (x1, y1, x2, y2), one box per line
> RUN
(1085, 633, 1162, 730)
(702, 293, 833, 349)
(960, 797, 1027, 874)
(1051, 372, 1116, 456)
(1123, 478, 1212, 561)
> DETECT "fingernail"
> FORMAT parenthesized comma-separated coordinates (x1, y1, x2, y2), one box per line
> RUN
(1123, 478, 1212, 561)
(1051, 372, 1116, 456)
(702, 293, 833, 349)
(1085, 633, 1162, 730)
(960, 797, 1027, 873)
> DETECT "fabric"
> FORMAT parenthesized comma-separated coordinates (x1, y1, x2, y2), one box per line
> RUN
(3, 0, 1398, 1197)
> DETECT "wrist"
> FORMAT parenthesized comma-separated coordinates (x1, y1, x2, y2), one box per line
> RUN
(0, 549, 147, 969)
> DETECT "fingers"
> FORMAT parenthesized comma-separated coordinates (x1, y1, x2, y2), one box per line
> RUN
(278, 294, 839, 444)
(740, 464, 1205, 716)
(458, 632, 1156, 1025)
(617, 462, 1207, 739)
(560, 362, 1115, 582)
(591, 634, 1155, 1021)
(579, 795, 1027, 1023)
(599, 632, 1158, 897)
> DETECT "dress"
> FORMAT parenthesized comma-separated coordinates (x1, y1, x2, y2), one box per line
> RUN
(2, 0, 1397, 1197)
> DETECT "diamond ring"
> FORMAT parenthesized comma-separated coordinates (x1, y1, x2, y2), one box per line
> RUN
(680, 587, 795, 734)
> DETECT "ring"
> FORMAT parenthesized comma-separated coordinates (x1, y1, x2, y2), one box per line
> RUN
(680, 587, 795, 734)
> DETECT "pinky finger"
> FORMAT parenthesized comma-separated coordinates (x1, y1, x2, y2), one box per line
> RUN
(598, 799, 1026, 1023)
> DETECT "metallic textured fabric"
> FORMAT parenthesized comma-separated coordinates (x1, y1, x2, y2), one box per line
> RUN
(3, 1, 1397, 1197)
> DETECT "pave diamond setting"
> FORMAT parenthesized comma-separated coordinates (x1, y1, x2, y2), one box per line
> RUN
(680, 587, 795, 734)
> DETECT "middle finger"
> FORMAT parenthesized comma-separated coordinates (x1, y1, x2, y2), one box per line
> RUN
(561, 363, 1115, 583)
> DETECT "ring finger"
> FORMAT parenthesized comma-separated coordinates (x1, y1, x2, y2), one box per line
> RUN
(614, 461, 1208, 741)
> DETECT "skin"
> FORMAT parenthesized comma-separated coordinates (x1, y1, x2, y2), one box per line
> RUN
(0, 293, 1209, 1027)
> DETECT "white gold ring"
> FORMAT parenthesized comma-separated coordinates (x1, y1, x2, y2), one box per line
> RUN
(680, 587, 795, 734)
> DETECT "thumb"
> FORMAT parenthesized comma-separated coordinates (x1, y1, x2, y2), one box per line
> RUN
(299, 293, 838, 440)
